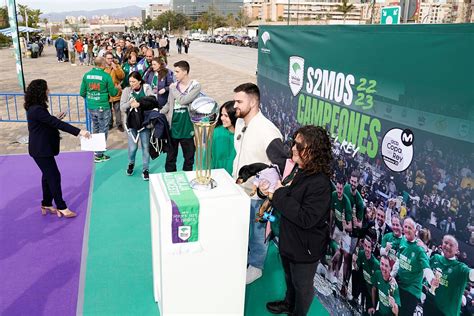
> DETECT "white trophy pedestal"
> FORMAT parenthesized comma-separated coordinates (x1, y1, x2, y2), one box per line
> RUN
(149, 169, 251, 316)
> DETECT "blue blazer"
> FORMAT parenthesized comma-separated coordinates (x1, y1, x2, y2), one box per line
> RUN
(27, 105, 81, 157)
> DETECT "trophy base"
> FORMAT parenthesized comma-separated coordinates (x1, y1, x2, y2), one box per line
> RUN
(190, 178, 218, 191)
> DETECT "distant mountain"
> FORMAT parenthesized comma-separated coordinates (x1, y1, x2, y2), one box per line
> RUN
(41, 6, 144, 22)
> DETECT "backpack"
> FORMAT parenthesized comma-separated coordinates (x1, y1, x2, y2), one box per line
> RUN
(126, 108, 144, 130)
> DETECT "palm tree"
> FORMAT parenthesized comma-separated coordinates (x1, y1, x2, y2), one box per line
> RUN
(336, 0, 354, 23)
(0, 6, 9, 27)
(17, 4, 29, 26)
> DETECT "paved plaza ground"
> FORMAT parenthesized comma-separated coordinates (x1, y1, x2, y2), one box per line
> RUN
(0, 42, 257, 155)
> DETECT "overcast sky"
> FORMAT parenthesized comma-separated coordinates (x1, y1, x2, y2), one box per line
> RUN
(9, 1, 167, 13)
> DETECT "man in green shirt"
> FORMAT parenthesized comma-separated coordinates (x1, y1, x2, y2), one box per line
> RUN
(424, 235, 474, 316)
(342, 170, 365, 295)
(160, 60, 201, 172)
(394, 217, 433, 316)
(330, 177, 352, 285)
(355, 236, 380, 313)
(381, 215, 403, 266)
(370, 255, 401, 316)
(80, 56, 119, 162)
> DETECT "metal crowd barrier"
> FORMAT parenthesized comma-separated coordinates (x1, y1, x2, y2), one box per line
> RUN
(0, 92, 91, 131)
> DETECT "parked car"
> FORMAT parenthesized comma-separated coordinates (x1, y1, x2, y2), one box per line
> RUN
(248, 37, 258, 48)
(234, 35, 251, 47)
(215, 35, 224, 44)
(224, 35, 237, 45)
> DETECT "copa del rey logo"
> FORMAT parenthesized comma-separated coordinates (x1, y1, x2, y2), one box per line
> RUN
(289, 56, 305, 96)
(178, 225, 191, 241)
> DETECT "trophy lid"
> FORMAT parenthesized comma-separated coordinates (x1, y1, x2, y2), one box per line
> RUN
(190, 96, 219, 125)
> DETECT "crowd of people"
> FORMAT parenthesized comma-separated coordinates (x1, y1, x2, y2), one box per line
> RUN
(24, 31, 473, 316)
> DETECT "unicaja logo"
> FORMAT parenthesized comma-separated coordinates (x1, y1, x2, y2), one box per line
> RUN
(261, 31, 270, 46)
(288, 56, 305, 96)
(260, 31, 271, 54)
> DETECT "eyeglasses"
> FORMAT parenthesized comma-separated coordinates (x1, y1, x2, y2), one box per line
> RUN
(237, 126, 247, 140)
(292, 140, 306, 152)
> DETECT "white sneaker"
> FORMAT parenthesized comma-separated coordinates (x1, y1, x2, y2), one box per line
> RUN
(246, 265, 262, 284)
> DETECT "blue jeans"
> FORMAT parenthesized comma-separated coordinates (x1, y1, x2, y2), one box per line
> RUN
(89, 108, 111, 156)
(56, 48, 64, 61)
(248, 199, 268, 269)
(127, 128, 150, 170)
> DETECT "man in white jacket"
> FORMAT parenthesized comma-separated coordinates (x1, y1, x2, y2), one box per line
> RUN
(232, 83, 283, 284)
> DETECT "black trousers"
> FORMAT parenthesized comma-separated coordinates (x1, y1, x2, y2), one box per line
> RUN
(165, 137, 195, 172)
(281, 255, 318, 316)
(422, 294, 444, 316)
(399, 287, 419, 316)
(33, 156, 67, 210)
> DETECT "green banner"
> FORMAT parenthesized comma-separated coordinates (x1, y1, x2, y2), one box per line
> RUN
(7, 0, 25, 92)
(257, 24, 473, 313)
(162, 172, 201, 252)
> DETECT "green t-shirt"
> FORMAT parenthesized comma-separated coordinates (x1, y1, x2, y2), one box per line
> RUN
(357, 250, 380, 288)
(429, 254, 471, 316)
(331, 191, 352, 231)
(397, 239, 430, 298)
(373, 270, 401, 316)
(171, 99, 194, 139)
(343, 183, 365, 220)
(381, 233, 403, 263)
(80, 67, 118, 110)
(343, 184, 365, 235)
(210, 125, 236, 175)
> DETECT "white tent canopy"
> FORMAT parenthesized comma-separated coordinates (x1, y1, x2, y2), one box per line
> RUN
(0, 26, 42, 37)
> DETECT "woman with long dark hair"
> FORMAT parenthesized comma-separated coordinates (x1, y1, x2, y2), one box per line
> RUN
(120, 71, 153, 180)
(25, 79, 90, 218)
(144, 57, 174, 108)
(266, 125, 333, 316)
(210, 101, 237, 175)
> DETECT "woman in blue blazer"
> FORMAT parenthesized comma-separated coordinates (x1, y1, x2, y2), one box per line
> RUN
(25, 79, 90, 218)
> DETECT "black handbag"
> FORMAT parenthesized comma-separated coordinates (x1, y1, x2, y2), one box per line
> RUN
(126, 108, 144, 130)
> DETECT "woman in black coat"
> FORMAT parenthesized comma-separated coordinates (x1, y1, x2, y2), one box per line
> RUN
(266, 125, 333, 316)
(25, 79, 90, 218)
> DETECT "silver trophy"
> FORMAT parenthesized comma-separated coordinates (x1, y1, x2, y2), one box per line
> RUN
(189, 96, 219, 190)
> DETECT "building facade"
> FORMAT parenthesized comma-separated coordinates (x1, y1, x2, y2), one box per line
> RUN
(147, 4, 171, 19)
(243, 0, 473, 24)
(170, 0, 244, 19)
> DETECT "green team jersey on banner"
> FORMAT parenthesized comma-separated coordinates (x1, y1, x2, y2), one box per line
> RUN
(171, 99, 194, 139)
(356, 250, 380, 288)
(429, 254, 471, 316)
(372, 270, 401, 316)
(343, 184, 365, 220)
(397, 239, 429, 298)
(331, 191, 352, 231)
(80, 67, 118, 110)
(381, 233, 404, 263)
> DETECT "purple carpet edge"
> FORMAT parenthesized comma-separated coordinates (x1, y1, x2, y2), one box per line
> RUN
(0, 151, 94, 316)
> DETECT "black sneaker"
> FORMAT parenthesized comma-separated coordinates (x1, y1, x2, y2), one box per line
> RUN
(117, 125, 124, 132)
(266, 300, 292, 314)
(142, 169, 149, 181)
(94, 155, 110, 163)
(126, 163, 134, 176)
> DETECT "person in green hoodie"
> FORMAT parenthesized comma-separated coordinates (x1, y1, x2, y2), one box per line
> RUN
(80, 56, 119, 162)
(424, 235, 474, 316)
